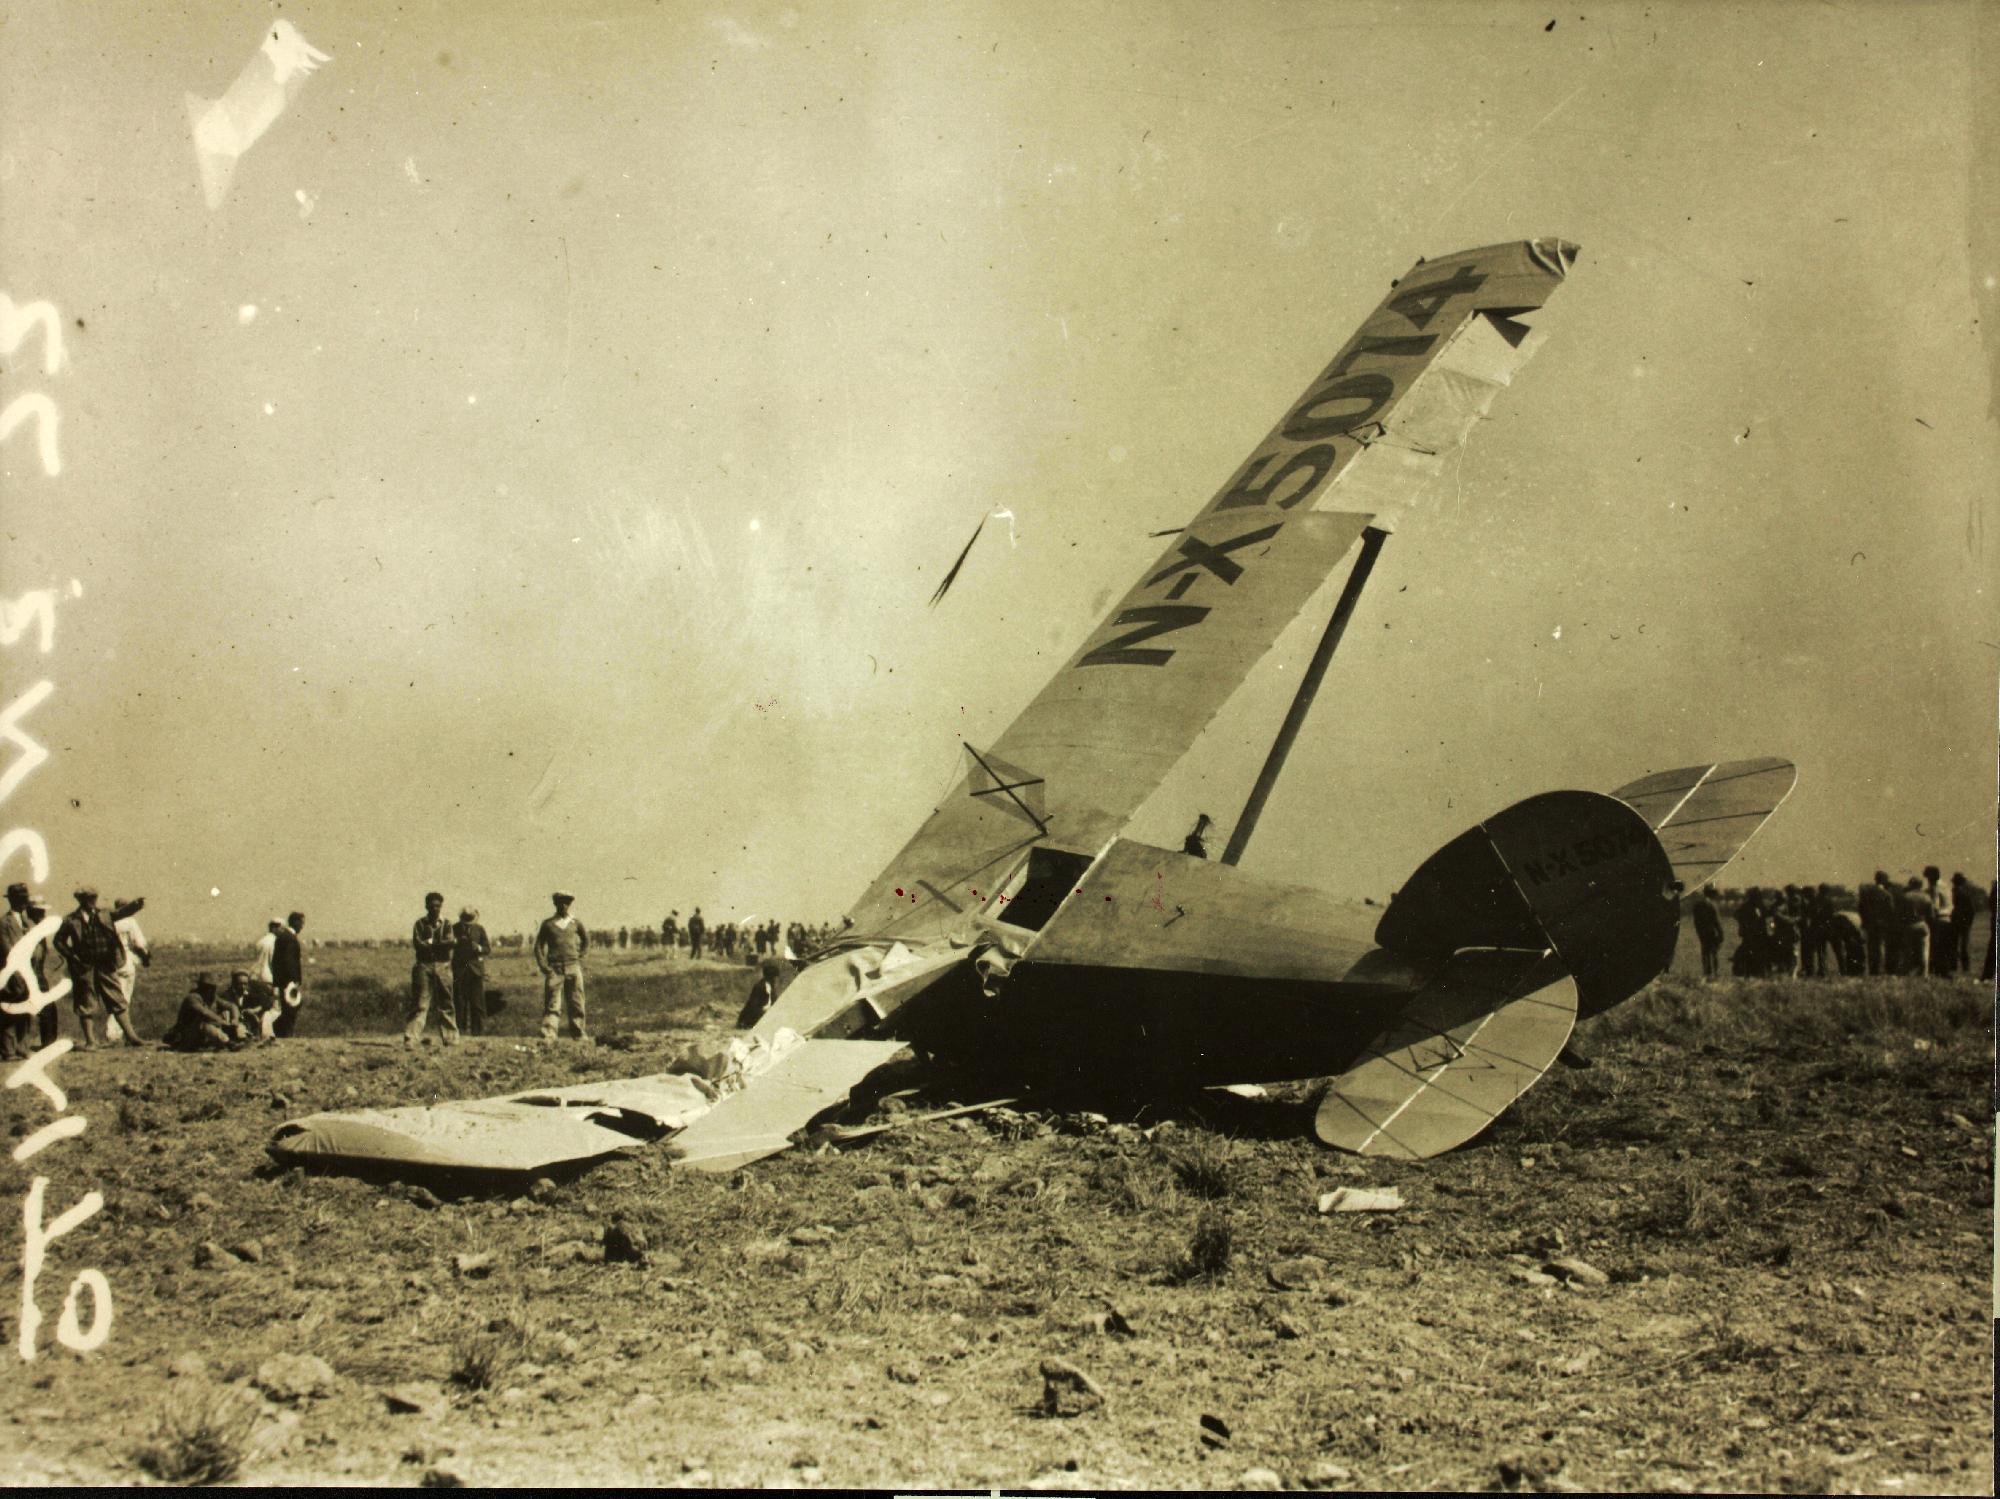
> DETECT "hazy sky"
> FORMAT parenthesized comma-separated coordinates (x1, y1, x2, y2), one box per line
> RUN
(2, 0, 1994, 940)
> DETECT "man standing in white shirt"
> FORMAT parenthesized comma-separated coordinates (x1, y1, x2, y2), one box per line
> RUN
(112, 898, 151, 1016)
(254, 917, 282, 983)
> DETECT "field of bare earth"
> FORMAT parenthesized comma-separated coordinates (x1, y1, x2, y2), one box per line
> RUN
(0, 935, 1990, 1491)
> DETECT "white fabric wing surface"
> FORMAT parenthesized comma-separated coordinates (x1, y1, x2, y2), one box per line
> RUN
(1315, 949, 1577, 1160)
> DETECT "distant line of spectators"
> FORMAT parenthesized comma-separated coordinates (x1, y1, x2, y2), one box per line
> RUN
(1685, 869, 1992, 981)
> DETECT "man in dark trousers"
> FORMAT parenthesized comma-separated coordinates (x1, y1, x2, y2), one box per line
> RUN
(687, 907, 707, 961)
(1982, 879, 1996, 983)
(1731, 889, 1768, 977)
(271, 911, 306, 1037)
(452, 906, 491, 1036)
(1768, 891, 1801, 978)
(1896, 876, 1934, 976)
(1857, 871, 1895, 976)
(1947, 873, 1979, 975)
(1689, 888, 1725, 980)
(404, 891, 458, 1046)
(737, 960, 787, 1028)
(2, 882, 42, 1058)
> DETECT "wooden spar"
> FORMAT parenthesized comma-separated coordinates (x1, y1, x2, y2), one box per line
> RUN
(1220, 525, 1388, 867)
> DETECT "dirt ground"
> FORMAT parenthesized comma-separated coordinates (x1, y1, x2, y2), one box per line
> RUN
(0, 940, 1990, 1491)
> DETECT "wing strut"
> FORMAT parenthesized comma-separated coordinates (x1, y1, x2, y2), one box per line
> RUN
(1220, 525, 1389, 865)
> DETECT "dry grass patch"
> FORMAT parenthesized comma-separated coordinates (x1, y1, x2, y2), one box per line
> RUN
(1165, 1207, 1234, 1284)
(1160, 1131, 1241, 1201)
(134, 1384, 262, 1485)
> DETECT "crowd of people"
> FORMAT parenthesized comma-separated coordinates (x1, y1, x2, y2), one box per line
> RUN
(10, 867, 1986, 1061)
(655, 910, 838, 964)
(1685, 869, 1994, 982)
(396, 892, 845, 1047)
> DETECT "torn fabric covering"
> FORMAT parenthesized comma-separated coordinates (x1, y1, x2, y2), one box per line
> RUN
(271, 1027, 911, 1177)
(667, 1037, 909, 1172)
(751, 941, 968, 1045)
(268, 1071, 718, 1173)
(667, 1025, 803, 1092)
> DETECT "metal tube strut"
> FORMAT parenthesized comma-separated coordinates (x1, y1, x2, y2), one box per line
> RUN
(1220, 525, 1389, 867)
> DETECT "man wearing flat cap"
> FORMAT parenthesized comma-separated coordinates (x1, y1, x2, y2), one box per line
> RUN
(404, 892, 458, 1046)
(451, 906, 491, 1036)
(533, 890, 588, 1042)
(53, 887, 141, 1047)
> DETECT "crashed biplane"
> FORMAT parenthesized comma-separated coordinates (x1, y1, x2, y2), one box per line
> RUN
(272, 238, 1793, 1178)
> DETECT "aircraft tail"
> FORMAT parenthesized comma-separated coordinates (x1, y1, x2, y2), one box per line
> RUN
(1372, 759, 1794, 1019)
(1374, 788, 1681, 1018)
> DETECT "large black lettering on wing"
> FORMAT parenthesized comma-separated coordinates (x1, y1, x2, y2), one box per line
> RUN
(841, 241, 1577, 942)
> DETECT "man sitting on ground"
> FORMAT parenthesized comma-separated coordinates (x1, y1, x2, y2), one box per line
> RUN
(165, 974, 248, 1051)
(222, 969, 282, 1040)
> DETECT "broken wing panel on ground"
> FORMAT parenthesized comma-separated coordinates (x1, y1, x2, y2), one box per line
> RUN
(1610, 759, 1797, 895)
(1314, 951, 1576, 1159)
(666, 1038, 906, 1173)
(847, 240, 1579, 942)
(268, 1074, 717, 1174)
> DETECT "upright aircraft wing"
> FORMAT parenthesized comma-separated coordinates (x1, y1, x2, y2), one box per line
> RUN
(847, 240, 1581, 942)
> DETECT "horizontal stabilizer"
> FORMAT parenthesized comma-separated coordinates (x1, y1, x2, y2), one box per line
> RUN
(1610, 758, 1796, 894)
(668, 1038, 906, 1173)
(1315, 951, 1576, 1159)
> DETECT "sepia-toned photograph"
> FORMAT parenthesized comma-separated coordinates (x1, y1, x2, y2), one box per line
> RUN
(1, 0, 1993, 1488)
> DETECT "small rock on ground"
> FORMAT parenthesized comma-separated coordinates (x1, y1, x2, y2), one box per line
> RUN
(1265, 1256, 1325, 1291)
(255, 1352, 337, 1402)
(1038, 1357, 1105, 1417)
(604, 1219, 649, 1265)
(385, 1382, 447, 1417)
(1543, 1256, 1609, 1287)
(1302, 1460, 1353, 1488)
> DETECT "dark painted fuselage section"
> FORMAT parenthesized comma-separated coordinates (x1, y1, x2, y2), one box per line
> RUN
(891, 958, 1425, 1099)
